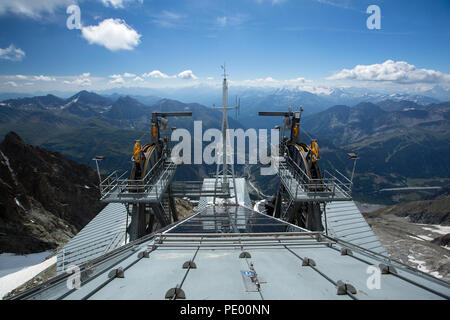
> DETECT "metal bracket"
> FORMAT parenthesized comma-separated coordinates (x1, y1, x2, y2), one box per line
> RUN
(108, 267, 125, 279)
(138, 251, 150, 259)
(239, 251, 251, 258)
(379, 263, 398, 275)
(182, 260, 197, 269)
(165, 286, 186, 299)
(336, 280, 357, 295)
(80, 263, 95, 282)
(302, 257, 316, 267)
(340, 248, 353, 256)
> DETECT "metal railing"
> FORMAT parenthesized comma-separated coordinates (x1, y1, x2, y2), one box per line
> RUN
(274, 150, 352, 202)
(99, 158, 177, 202)
(170, 181, 231, 198)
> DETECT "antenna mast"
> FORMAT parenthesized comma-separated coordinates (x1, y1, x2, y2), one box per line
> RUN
(213, 64, 240, 205)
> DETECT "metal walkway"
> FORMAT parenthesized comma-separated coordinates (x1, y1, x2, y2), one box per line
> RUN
(275, 156, 352, 202)
(99, 159, 177, 204)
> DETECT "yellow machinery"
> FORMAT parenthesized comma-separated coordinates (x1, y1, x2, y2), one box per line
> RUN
(259, 109, 325, 231)
(127, 112, 191, 241)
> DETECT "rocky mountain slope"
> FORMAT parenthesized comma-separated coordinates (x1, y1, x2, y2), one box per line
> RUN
(363, 187, 450, 280)
(0, 132, 105, 254)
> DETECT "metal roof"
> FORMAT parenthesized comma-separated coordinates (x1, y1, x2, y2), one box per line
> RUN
(56, 203, 128, 274)
(13, 205, 450, 300)
(14, 177, 449, 300)
(323, 201, 387, 255)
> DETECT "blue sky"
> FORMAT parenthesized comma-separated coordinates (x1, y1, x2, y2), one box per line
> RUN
(0, 0, 449, 94)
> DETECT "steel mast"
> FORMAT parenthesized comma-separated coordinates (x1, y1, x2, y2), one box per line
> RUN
(213, 65, 240, 206)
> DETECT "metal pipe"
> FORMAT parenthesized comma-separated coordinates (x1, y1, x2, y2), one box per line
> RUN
(150, 241, 332, 248)
(155, 236, 319, 242)
(158, 231, 322, 238)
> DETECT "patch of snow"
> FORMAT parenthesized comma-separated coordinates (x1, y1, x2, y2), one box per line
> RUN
(407, 255, 443, 279)
(0, 251, 56, 299)
(418, 235, 434, 241)
(0, 150, 18, 185)
(407, 234, 435, 241)
(60, 96, 79, 110)
(422, 225, 450, 236)
(14, 198, 26, 211)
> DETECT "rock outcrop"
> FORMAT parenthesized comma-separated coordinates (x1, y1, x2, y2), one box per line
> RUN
(0, 132, 105, 254)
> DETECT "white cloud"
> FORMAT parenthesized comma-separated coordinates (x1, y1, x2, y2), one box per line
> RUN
(123, 72, 136, 78)
(0, 0, 73, 19)
(151, 10, 185, 28)
(217, 16, 227, 27)
(178, 70, 198, 80)
(133, 76, 144, 82)
(6, 81, 18, 87)
(327, 60, 450, 84)
(255, 0, 287, 5)
(314, 0, 354, 10)
(240, 76, 311, 87)
(73, 78, 92, 86)
(34, 75, 56, 81)
(215, 14, 248, 28)
(64, 73, 92, 86)
(109, 75, 125, 85)
(101, 0, 143, 9)
(81, 18, 141, 51)
(142, 70, 173, 79)
(15, 75, 28, 80)
(0, 44, 25, 62)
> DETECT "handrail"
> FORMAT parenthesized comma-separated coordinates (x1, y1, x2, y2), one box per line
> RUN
(274, 151, 352, 200)
(99, 157, 176, 201)
(334, 168, 352, 184)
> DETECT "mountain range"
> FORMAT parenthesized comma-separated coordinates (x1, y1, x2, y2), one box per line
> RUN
(301, 100, 450, 203)
(0, 90, 243, 180)
(1, 89, 449, 204)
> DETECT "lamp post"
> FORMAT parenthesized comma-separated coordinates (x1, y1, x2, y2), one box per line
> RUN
(347, 153, 359, 185)
(92, 156, 106, 183)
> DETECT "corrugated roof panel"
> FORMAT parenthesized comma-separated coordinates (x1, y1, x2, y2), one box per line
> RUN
(323, 201, 387, 256)
(56, 203, 128, 274)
